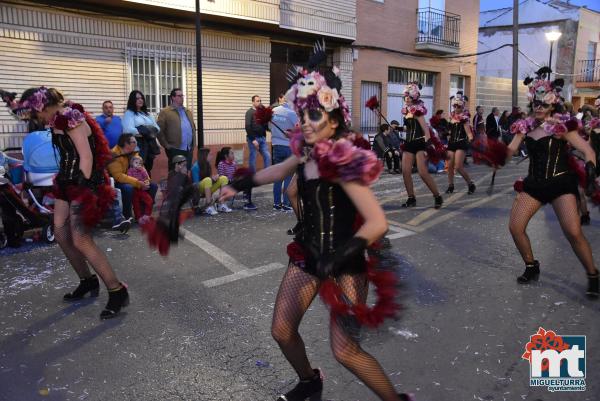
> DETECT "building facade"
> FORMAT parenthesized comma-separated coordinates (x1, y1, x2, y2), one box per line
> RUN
(478, 0, 600, 113)
(352, 0, 480, 136)
(0, 0, 355, 175)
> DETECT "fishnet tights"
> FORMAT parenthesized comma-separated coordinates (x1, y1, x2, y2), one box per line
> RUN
(271, 264, 401, 401)
(401, 151, 440, 197)
(447, 150, 471, 186)
(54, 199, 120, 289)
(509, 193, 598, 275)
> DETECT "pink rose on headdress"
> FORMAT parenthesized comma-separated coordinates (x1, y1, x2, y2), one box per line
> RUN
(543, 92, 557, 105)
(317, 87, 339, 112)
(328, 139, 354, 165)
(313, 140, 334, 159)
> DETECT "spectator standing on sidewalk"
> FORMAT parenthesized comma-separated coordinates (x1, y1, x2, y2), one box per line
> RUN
(485, 107, 501, 141)
(157, 88, 196, 171)
(270, 93, 297, 211)
(473, 105, 485, 137)
(123, 90, 161, 174)
(96, 100, 123, 148)
(244, 95, 271, 210)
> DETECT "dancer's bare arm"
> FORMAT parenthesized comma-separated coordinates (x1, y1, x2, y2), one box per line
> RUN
(507, 132, 525, 160)
(417, 115, 430, 140)
(340, 181, 388, 245)
(565, 130, 596, 165)
(464, 122, 474, 141)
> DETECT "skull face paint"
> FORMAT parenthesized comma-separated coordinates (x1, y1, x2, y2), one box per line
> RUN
(301, 108, 337, 144)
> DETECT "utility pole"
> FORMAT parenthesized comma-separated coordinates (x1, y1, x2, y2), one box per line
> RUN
(195, 0, 204, 148)
(512, 0, 519, 108)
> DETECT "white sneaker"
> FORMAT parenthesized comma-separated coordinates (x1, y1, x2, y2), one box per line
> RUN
(205, 206, 218, 216)
(218, 203, 233, 213)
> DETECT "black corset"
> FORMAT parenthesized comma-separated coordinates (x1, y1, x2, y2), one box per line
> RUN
(449, 122, 467, 143)
(53, 131, 97, 183)
(404, 117, 425, 143)
(297, 164, 358, 261)
(525, 135, 570, 181)
(590, 132, 600, 156)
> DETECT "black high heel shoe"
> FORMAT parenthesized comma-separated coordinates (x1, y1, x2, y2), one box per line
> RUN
(468, 182, 476, 194)
(434, 195, 443, 209)
(398, 394, 416, 401)
(401, 196, 416, 208)
(63, 274, 99, 301)
(587, 271, 599, 299)
(580, 213, 591, 226)
(100, 284, 129, 320)
(445, 185, 454, 194)
(277, 369, 322, 401)
(517, 260, 540, 283)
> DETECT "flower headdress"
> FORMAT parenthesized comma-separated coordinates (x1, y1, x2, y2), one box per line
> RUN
(284, 40, 351, 124)
(403, 82, 422, 102)
(450, 91, 468, 108)
(523, 67, 563, 106)
(0, 87, 49, 121)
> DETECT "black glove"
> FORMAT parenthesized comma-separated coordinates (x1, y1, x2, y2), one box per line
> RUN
(230, 173, 256, 193)
(585, 161, 597, 196)
(316, 237, 368, 279)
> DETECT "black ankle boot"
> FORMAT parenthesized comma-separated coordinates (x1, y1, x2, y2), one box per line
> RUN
(517, 261, 540, 283)
(63, 275, 99, 301)
(277, 369, 322, 401)
(100, 284, 129, 320)
(434, 195, 443, 209)
(287, 222, 302, 236)
(468, 182, 476, 194)
(587, 271, 599, 299)
(445, 185, 454, 194)
(581, 213, 591, 226)
(401, 196, 416, 208)
(398, 394, 416, 401)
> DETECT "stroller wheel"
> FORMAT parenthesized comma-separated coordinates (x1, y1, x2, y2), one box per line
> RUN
(42, 223, 55, 243)
(0, 232, 7, 249)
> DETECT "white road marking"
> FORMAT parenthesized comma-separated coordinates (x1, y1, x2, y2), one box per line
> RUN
(405, 171, 494, 226)
(180, 227, 246, 273)
(202, 262, 286, 288)
(386, 225, 417, 239)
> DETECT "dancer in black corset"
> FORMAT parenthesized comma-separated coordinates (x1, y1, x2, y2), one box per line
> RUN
(1, 87, 129, 318)
(399, 82, 443, 209)
(507, 69, 598, 298)
(445, 92, 476, 194)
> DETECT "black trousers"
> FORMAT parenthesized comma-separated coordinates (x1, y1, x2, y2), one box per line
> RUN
(384, 150, 400, 171)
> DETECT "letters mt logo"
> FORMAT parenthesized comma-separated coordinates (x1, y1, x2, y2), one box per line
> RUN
(522, 327, 586, 392)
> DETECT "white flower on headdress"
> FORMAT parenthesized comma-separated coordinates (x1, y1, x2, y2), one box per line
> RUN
(543, 92, 557, 105)
(317, 87, 339, 112)
(297, 72, 321, 98)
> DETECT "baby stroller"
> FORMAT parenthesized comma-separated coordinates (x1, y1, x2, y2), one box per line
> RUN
(0, 130, 58, 248)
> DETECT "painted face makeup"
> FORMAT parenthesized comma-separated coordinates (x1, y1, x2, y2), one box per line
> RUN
(301, 108, 336, 144)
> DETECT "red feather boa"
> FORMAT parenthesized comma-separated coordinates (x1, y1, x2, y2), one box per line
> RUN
(55, 113, 115, 228)
(254, 105, 274, 125)
(319, 256, 399, 328)
(426, 131, 447, 164)
(472, 137, 508, 168)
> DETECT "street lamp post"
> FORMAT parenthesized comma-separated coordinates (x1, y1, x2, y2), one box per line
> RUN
(545, 30, 562, 71)
(195, 0, 204, 148)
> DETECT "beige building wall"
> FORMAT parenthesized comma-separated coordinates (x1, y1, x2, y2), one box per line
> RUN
(572, 8, 600, 109)
(352, 0, 479, 130)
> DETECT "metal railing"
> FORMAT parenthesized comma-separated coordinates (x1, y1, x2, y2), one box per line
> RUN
(416, 7, 460, 48)
(577, 59, 600, 83)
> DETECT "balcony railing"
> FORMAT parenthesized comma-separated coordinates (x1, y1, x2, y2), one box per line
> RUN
(415, 7, 460, 54)
(577, 59, 600, 83)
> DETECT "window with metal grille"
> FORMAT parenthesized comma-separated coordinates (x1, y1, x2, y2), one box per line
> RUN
(130, 56, 184, 114)
(388, 67, 435, 87)
(128, 44, 191, 115)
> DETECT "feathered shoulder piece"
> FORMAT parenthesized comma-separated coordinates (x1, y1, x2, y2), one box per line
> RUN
(401, 102, 427, 117)
(292, 133, 382, 186)
(510, 118, 535, 135)
(451, 110, 470, 123)
(48, 101, 86, 131)
(510, 114, 578, 139)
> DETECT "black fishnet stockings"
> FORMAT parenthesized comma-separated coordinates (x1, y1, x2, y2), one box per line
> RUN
(271, 264, 401, 401)
(54, 200, 120, 289)
(509, 193, 598, 275)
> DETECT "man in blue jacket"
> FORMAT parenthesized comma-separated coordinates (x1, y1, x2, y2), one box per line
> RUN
(96, 100, 123, 148)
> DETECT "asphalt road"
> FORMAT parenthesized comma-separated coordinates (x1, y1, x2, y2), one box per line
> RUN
(1, 160, 599, 401)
